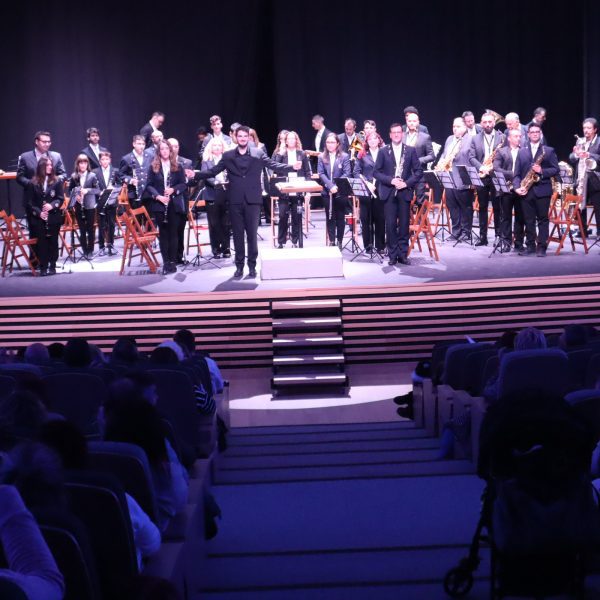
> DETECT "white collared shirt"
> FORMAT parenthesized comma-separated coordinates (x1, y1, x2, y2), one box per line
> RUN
(484, 133, 495, 158)
(392, 143, 403, 170)
(90, 144, 100, 159)
(315, 127, 325, 151)
(329, 152, 336, 178)
(134, 151, 144, 166)
(405, 132, 417, 147)
(161, 160, 170, 188)
(79, 173, 86, 188)
(102, 167, 111, 185)
(286, 149, 297, 165)
(530, 143, 540, 158)
(510, 147, 519, 173)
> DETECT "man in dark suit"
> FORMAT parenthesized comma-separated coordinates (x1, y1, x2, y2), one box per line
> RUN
(169, 137, 194, 264)
(311, 114, 331, 153)
(194, 126, 301, 278)
(438, 118, 476, 242)
(402, 106, 429, 134)
(513, 123, 560, 257)
(93, 151, 118, 256)
(469, 111, 506, 245)
(80, 127, 107, 171)
(140, 111, 165, 148)
(404, 112, 435, 202)
(493, 128, 524, 252)
(16, 131, 67, 227)
(463, 111, 482, 137)
(527, 107, 548, 145)
(337, 118, 357, 153)
(569, 117, 600, 237)
(200, 115, 233, 156)
(374, 123, 423, 266)
(117, 134, 154, 209)
(504, 112, 529, 140)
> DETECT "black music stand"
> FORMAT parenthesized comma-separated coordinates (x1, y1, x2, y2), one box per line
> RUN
(587, 171, 600, 250)
(335, 177, 367, 254)
(186, 198, 221, 269)
(488, 172, 513, 257)
(454, 166, 481, 248)
(424, 170, 450, 241)
(436, 170, 461, 245)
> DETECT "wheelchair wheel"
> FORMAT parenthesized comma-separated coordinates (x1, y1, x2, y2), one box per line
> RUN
(443, 566, 474, 598)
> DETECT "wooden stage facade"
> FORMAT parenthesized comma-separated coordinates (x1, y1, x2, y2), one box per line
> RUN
(2, 273, 600, 369)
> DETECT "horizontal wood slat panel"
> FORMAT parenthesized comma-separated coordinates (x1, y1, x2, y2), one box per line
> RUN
(1, 274, 599, 368)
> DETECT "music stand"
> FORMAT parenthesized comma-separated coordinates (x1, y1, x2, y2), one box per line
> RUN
(334, 177, 368, 254)
(487, 172, 513, 257)
(276, 178, 322, 248)
(61, 202, 94, 270)
(424, 170, 450, 241)
(453, 166, 481, 247)
(186, 198, 222, 269)
(587, 171, 600, 250)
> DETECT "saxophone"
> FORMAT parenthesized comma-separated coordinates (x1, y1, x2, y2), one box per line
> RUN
(435, 137, 462, 172)
(520, 151, 545, 192)
(479, 135, 505, 177)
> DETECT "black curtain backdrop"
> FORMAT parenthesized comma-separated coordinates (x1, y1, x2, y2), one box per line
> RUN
(0, 0, 591, 214)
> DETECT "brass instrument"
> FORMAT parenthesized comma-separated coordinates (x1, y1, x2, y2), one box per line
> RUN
(479, 135, 505, 177)
(520, 151, 545, 192)
(484, 108, 505, 127)
(435, 137, 462, 172)
(348, 130, 365, 159)
(552, 161, 574, 198)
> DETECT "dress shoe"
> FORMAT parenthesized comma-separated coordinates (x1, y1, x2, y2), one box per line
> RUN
(396, 405, 414, 419)
(398, 256, 411, 265)
(513, 245, 523, 253)
(213, 252, 221, 259)
(501, 242, 512, 253)
(233, 267, 244, 278)
(247, 269, 257, 279)
(97, 247, 107, 257)
(337, 242, 343, 250)
(107, 245, 116, 256)
(39, 268, 49, 277)
(48, 265, 56, 275)
(519, 246, 535, 256)
(536, 246, 547, 257)
(388, 257, 398, 266)
(277, 244, 284, 249)
(475, 237, 488, 246)
(222, 250, 231, 258)
(329, 242, 336, 247)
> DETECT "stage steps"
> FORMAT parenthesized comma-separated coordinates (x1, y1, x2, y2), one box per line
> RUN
(271, 300, 349, 396)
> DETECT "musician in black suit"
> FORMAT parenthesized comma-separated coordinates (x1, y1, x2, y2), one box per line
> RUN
(463, 111, 482, 137)
(200, 115, 233, 156)
(469, 112, 505, 245)
(569, 118, 600, 236)
(404, 112, 435, 202)
(513, 123, 559, 257)
(68, 154, 101, 258)
(146, 140, 188, 274)
(318, 133, 352, 249)
(374, 123, 423, 266)
(140, 111, 165, 148)
(402, 107, 429, 135)
(438, 118, 475, 241)
(337, 118, 357, 153)
(24, 157, 63, 275)
(354, 131, 385, 252)
(493, 128, 525, 252)
(311, 114, 332, 153)
(273, 131, 312, 248)
(93, 151, 118, 256)
(117, 135, 154, 209)
(17, 131, 66, 226)
(169, 137, 194, 264)
(80, 127, 107, 171)
(527, 107, 548, 145)
(194, 126, 300, 278)
(199, 138, 231, 259)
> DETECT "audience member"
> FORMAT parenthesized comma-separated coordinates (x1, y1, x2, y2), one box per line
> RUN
(63, 338, 92, 368)
(47, 343, 65, 362)
(24, 343, 50, 366)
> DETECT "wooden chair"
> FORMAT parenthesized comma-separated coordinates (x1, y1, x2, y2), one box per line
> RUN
(58, 197, 82, 257)
(117, 206, 160, 274)
(408, 198, 439, 260)
(431, 190, 452, 237)
(185, 199, 220, 268)
(547, 192, 589, 254)
(0, 211, 38, 276)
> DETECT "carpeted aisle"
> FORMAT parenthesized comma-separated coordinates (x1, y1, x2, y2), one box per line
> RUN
(195, 421, 490, 599)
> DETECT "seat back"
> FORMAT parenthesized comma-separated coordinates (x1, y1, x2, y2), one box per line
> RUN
(88, 440, 159, 524)
(42, 372, 107, 435)
(585, 354, 600, 388)
(566, 348, 595, 391)
(0, 375, 16, 400)
(65, 471, 138, 600)
(463, 348, 497, 395)
(431, 340, 468, 383)
(442, 343, 490, 389)
(498, 349, 569, 399)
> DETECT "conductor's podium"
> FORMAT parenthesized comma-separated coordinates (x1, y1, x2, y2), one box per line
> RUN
(260, 246, 344, 280)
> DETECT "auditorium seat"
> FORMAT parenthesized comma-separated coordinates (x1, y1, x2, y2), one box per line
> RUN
(0, 375, 16, 400)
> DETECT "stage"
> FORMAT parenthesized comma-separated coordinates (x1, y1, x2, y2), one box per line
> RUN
(1, 212, 600, 369)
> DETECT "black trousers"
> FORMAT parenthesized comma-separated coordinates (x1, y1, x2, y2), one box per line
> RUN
(324, 193, 348, 244)
(230, 201, 261, 268)
(499, 193, 525, 247)
(155, 207, 185, 264)
(588, 191, 600, 234)
(29, 219, 60, 269)
(277, 195, 302, 245)
(446, 188, 474, 238)
(206, 189, 231, 254)
(476, 183, 500, 239)
(384, 194, 411, 260)
(98, 205, 116, 248)
(74, 206, 96, 254)
(359, 196, 385, 251)
(522, 192, 550, 249)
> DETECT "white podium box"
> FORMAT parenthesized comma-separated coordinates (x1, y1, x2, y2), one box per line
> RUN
(260, 247, 344, 280)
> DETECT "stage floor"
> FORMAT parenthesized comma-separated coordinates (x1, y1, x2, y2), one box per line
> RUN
(2, 212, 599, 298)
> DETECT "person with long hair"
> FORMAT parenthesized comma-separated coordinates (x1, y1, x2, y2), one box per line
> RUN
(146, 140, 188, 274)
(25, 157, 64, 275)
(271, 130, 289, 160)
(200, 138, 231, 259)
(274, 131, 312, 248)
(68, 154, 100, 258)
(355, 131, 386, 253)
(317, 133, 351, 248)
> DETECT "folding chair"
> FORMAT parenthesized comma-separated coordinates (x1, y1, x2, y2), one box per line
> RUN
(408, 197, 439, 260)
(431, 190, 452, 237)
(118, 207, 160, 274)
(186, 199, 220, 268)
(548, 193, 589, 254)
(0, 211, 38, 276)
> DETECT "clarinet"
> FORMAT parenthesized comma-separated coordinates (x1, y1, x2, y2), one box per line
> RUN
(41, 177, 51, 237)
(164, 170, 171, 225)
